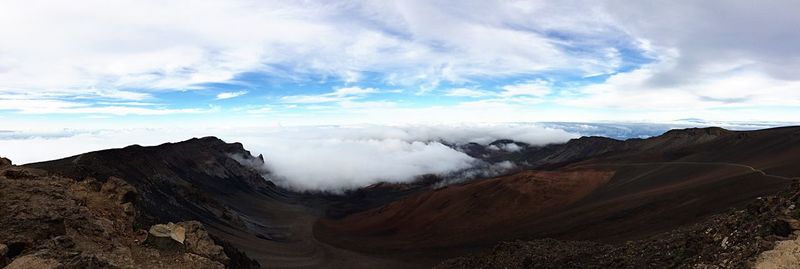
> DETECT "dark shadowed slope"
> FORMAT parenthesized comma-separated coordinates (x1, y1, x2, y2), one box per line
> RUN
(316, 127, 800, 260)
(27, 137, 279, 226)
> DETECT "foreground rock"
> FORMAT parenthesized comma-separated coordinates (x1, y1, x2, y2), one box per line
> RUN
(755, 236, 800, 269)
(0, 160, 233, 268)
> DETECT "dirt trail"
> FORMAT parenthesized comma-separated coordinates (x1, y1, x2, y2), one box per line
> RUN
(573, 162, 796, 181)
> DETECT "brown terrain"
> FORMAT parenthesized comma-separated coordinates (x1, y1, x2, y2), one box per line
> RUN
(316, 127, 800, 267)
(2, 126, 800, 268)
(316, 170, 615, 250)
(0, 158, 234, 268)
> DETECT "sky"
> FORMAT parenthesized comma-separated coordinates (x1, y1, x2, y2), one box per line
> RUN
(1, 0, 799, 129)
(1, 1, 799, 191)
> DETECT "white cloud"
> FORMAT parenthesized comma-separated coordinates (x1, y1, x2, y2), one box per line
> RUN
(0, 96, 215, 115)
(557, 0, 800, 111)
(500, 80, 553, 97)
(441, 81, 553, 108)
(445, 88, 492, 98)
(281, 87, 379, 104)
(563, 66, 800, 110)
(225, 124, 577, 191)
(90, 89, 153, 101)
(215, 90, 248, 100)
(0, 0, 798, 121)
(0, 0, 624, 101)
(244, 106, 272, 114)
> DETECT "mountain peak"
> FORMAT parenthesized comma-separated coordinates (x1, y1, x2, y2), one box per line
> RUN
(661, 127, 733, 137)
(26, 136, 277, 227)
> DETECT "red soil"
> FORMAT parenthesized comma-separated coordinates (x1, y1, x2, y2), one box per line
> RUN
(316, 170, 615, 250)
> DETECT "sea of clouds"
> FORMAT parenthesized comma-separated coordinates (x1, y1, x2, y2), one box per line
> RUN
(221, 124, 577, 191)
(0, 121, 788, 192)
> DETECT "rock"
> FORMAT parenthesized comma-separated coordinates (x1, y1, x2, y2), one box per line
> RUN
(179, 221, 230, 264)
(781, 218, 800, 230)
(754, 237, 800, 269)
(769, 220, 793, 237)
(0, 164, 237, 268)
(145, 223, 187, 252)
(0, 157, 11, 168)
(0, 243, 8, 267)
(101, 176, 138, 204)
(4, 254, 62, 269)
(149, 223, 186, 243)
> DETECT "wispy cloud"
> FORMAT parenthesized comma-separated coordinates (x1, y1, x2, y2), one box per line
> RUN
(281, 87, 379, 104)
(215, 90, 248, 100)
(0, 97, 214, 116)
(445, 88, 492, 98)
(499, 80, 552, 97)
(245, 106, 272, 114)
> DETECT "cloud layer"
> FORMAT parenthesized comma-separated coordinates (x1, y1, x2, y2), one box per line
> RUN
(230, 124, 576, 191)
(3, 121, 795, 192)
(0, 124, 575, 192)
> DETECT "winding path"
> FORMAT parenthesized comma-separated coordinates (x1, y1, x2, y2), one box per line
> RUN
(572, 161, 797, 181)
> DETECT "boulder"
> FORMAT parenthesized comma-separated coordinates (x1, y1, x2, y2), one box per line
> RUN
(0, 157, 11, 168)
(144, 223, 187, 252)
(143, 221, 229, 265)
(157, 223, 186, 243)
(179, 221, 230, 264)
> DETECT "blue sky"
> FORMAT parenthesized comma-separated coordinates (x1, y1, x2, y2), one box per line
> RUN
(1, 0, 800, 131)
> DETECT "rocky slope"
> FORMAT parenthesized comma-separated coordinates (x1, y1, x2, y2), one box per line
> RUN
(436, 181, 800, 269)
(26, 137, 279, 228)
(0, 158, 234, 268)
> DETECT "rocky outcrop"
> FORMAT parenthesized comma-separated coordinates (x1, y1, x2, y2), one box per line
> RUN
(0, 157, 11, 168)
(25, 137, 272, 268)
(143, 221, 229, 265)
(0, 160, 233, 268)
(755, 237, 800, 269)
(754, 218, 800, 268)
(26, 137, 278, 227)
(0, 243, 8, 267)
(149, 223, 186, 243)
(179, 221, 229, 264)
